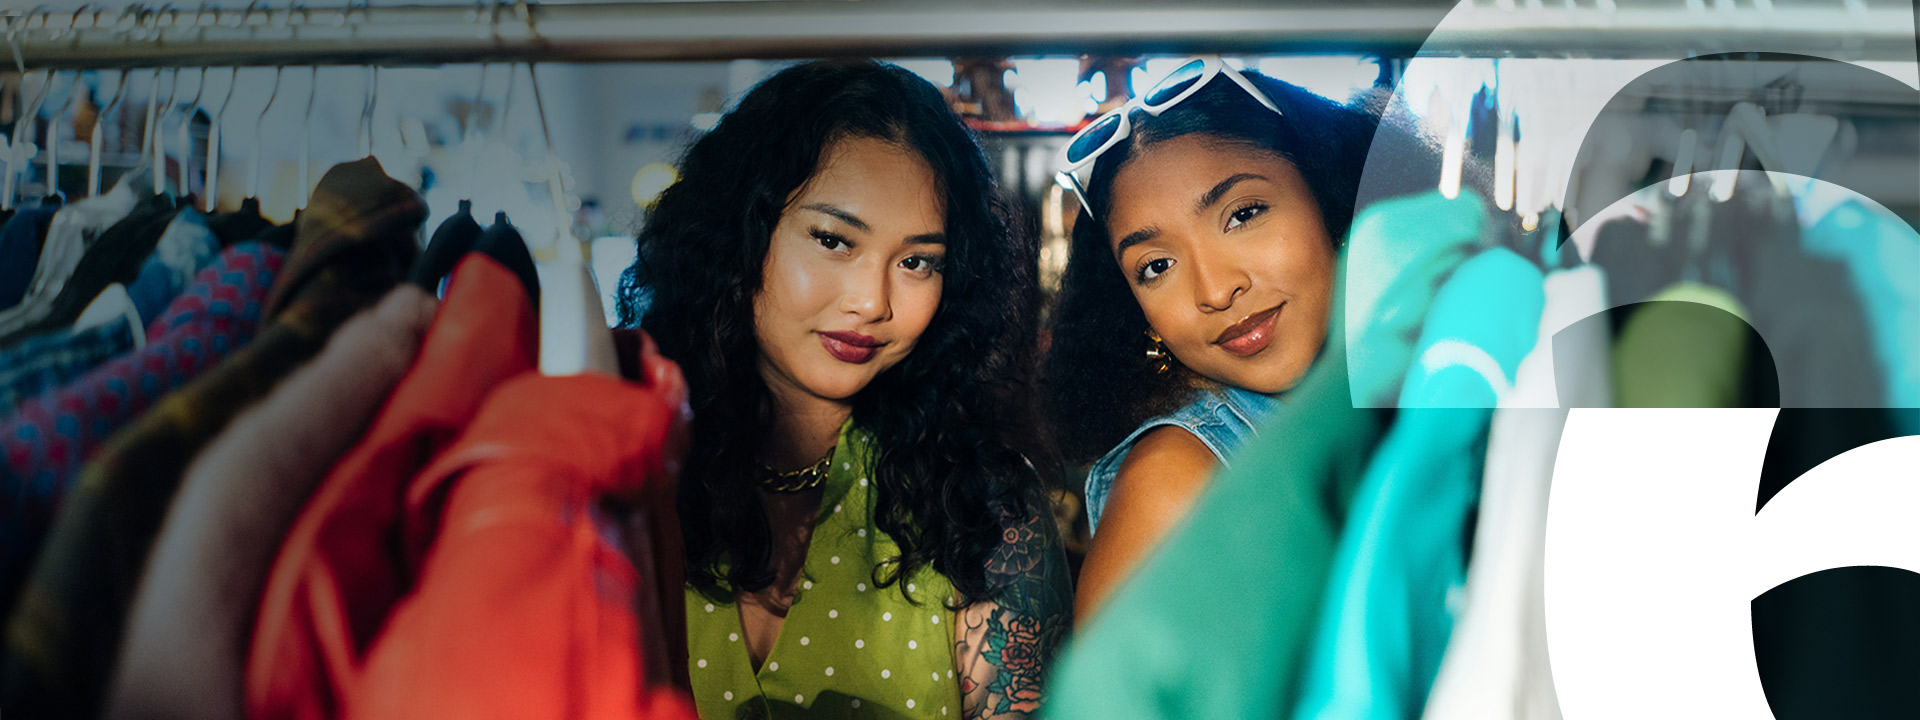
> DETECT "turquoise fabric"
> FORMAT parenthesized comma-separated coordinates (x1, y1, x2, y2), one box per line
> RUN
(1800, 199, 1920, 434)
(1293, 248, 1544, 720)
(1343, 190, 1487, 408)
(1082, 386, 1283, 536)
(1043, 273, 1386, 720)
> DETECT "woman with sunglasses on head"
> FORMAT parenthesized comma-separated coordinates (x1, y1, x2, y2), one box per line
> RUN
(1044, 57, 1435, 617)
(618, 60, 1070, 720)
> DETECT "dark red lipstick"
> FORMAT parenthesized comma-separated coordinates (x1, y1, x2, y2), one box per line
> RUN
(819, 330, 883, 364)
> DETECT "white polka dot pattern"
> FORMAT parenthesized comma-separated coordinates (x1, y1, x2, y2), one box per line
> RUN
(682, 424, 960, 720)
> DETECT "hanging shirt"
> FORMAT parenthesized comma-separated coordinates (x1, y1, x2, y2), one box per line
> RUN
(121, 207, 222, 324)
(206, 197, 275, 248)
(0, 193, 182, 347)
(0, 242, 283, 628)
(0, 203, 63, 312)
(1081, 386, 1282, 535)
(686, 421, 965, 720)
(249, 254, 539, 720)
(0, 158, 423, 720)
(0, 177, 142, 326)
(349, 370, 694, 720)
(1294, 248, 1544, 720)
(1420, 265, 1609, 720)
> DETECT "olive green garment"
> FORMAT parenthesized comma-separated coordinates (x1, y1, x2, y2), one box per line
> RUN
(1612, 283, 1752, 408)
(1044, 337, 1386, 719)
(687, 423, 965, 720)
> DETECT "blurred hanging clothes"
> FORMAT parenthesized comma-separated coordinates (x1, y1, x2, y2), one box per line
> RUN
(0, 200, 63, 312)
(348, 369, 693, 720)
(0, 242, 284, 623)
(0, 321, 137, 409)
(1793, 193, 1920, 432)
(1293, 249, 1544, 720)
(1044, 328, 1387, 720)
(0, 172, 149, 338)
(0, 207, 222, 378)
(207, 197, 276, 248)
(1732, 186, 1883, 410)
(409, 198, 484, 295)
(1420, 265, 1611, 720)
(1, 157, 424, 720)
(109, 287, 438, 720)
(0, 193, 182, 348)
(250, 253, 539, 720)
(1611, 284, 1755, 408)
(120, 208, 222, 327)
(250, 251, 693, 720)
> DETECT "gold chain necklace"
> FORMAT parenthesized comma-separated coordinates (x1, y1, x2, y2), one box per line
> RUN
(757, 449, 834, 493)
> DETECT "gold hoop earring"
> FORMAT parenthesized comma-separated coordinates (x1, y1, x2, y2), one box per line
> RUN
(1144, 328, 1172, 374)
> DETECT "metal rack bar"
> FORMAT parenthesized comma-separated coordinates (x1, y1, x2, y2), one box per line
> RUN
(3, 1, 1914, 69)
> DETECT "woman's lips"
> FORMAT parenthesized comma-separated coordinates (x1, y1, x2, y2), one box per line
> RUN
(1214, 303, 1283, 358)
(819, 330, 882, 364)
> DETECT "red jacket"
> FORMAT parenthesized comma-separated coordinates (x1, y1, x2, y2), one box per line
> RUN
(249, 254, 692, 719)
(349, 370, 691, 720)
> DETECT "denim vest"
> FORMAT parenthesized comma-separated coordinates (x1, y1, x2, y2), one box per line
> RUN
(1083, 386, 1284, 535)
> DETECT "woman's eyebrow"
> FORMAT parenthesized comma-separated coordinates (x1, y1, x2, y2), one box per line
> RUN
(1115, 226, 1161, 257)
(1194, 173, 1269, 215)
(801, 203, 870, 232)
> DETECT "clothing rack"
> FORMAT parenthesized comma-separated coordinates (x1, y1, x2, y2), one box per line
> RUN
(2, 0, 1915, 69)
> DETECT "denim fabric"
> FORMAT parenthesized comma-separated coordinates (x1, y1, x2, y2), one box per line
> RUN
(1084, 386, 1283, 535)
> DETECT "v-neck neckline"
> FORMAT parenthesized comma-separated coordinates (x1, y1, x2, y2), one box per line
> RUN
(736, 420, 862, 677)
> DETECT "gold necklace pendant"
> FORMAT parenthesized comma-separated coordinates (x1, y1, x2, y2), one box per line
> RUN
(757, 451, 832, 493)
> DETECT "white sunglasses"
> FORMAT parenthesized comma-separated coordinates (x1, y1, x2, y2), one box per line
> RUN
(1055, 55, 1284, 215)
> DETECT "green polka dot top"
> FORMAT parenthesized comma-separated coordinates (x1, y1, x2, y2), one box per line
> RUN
(686, 422, 964, 719)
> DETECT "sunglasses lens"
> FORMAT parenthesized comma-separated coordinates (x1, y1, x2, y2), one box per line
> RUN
(1143, 59, 1208, 106)
(1066, 112, 1124, 164)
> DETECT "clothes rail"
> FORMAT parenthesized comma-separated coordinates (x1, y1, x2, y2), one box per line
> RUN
(1, 0, 1915, 69)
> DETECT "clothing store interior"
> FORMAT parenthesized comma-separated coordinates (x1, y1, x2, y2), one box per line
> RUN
(0, 1, 1916, 718)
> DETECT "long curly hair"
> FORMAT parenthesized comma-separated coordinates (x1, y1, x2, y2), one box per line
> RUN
(617, 59, 1048, 606)
(1042, 72, 1446, 464)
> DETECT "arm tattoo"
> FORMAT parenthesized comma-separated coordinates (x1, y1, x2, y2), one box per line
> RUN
(955, 498, 1073, 719)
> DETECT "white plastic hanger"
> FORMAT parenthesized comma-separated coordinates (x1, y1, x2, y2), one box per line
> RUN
(203, 67, 235, 212)
(249, 66, 282, 202)
(43, 70, 79, 200)
(151, 68, 179, 196)
(298, 66, 317, 209)
(87, 69, 128, 198)
(514, 4, 616, 379)
(172, 67, 206, 199)
(1707, 101, 1835, 202)
(526, 59, 617, 377)
(4, 70, 53, 209)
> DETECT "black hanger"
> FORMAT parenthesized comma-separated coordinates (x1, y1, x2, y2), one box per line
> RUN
(474, 211, 541, 310)
(408, 198, 484, 292)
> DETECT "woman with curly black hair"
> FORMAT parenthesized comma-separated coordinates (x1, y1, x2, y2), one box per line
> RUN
(616, 59, 1070, 719)
(1044, 58, 1443, 617)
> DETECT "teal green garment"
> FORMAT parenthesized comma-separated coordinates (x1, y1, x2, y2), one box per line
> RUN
(1044, 282, 1387, 720)
(1801, 199, 1920, 434)
(1344, 190, 1487, 408)
(1292, 248, 1544, 720)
